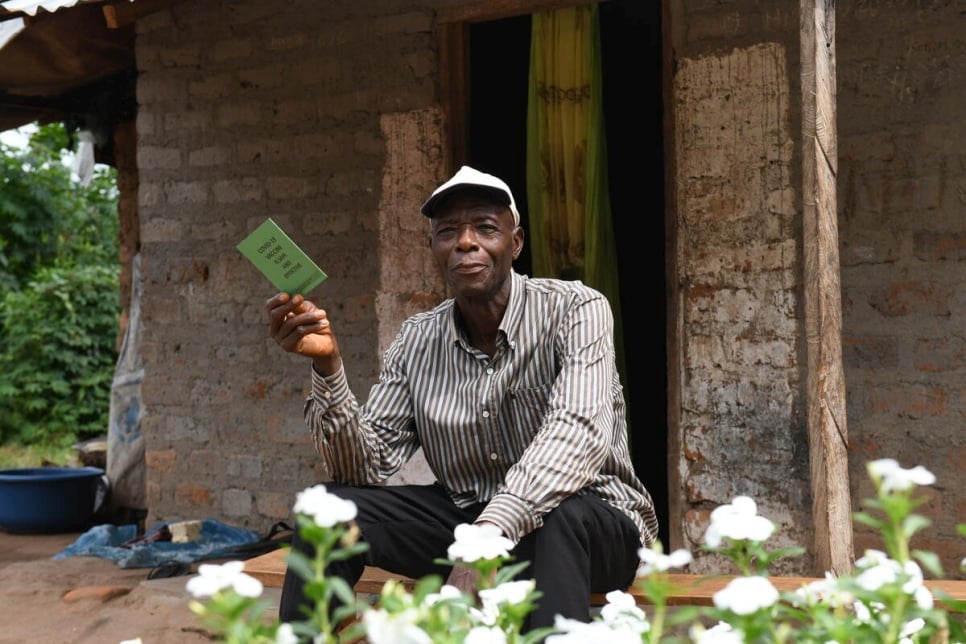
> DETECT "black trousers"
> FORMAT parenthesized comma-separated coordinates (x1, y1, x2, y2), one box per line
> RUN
(278, 483, 642, 632)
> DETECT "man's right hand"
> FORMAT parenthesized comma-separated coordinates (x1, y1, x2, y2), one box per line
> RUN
(266, 292, 341, 375)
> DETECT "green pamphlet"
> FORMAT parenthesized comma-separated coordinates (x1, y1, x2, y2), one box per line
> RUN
(237, 217, 328, 295)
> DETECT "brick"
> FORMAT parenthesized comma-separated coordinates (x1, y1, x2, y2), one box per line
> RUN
(62, 586, 131, 603)
(215, 102, 260, 127)
(137, 146, 181, 169)
(266, 33, 307, 51)
(176, 483, 214, 508)
(145, 450, 176, 473)
(865, 384, 948, 419)
(256, 491, 293, 519)
(842, 335, 900, 370)
(869, 280, 952, 317)
(188, 450, 218, 472)
(212, 38, 253, 62)
(164, 181, 208, 204)
(140, 217, 184, 243)
(237, 64, 287, 90)
(266, 176, 318, 199)
(913, 337, 966, 373)
(188, 146, 231, 167)
(158, 45, 203, 67)
(163, 110, 208, 131)
(213, 178, 264, 203)
(222, 488, 253, 516)
(227, 454, 262, 478)
(914, 232, 966, 262)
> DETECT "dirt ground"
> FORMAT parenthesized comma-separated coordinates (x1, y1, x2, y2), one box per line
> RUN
(0, 530, 281, 644)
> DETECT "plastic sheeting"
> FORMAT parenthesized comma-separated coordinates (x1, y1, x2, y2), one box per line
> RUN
(53, 519, 261, 568)
(107, 252, 144, 516)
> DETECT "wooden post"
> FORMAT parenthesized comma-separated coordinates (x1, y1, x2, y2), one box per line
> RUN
(800, 0, 853, 576)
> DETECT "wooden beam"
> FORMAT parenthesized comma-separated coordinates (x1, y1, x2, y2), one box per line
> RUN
(437, 21, 468, 170)
(103, 0, 175, 29)
(800, 0, 853, 576)
(438, 0, 600, 25)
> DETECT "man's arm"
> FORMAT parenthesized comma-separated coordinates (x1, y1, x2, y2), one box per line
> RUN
(266, 292, 420, 484)
(266, 292, 341, 375)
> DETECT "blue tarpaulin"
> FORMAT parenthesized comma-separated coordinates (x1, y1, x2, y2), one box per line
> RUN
(53, 519, 261, 568)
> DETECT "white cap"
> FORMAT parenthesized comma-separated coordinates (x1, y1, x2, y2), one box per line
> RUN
(420, 165, 520, 226)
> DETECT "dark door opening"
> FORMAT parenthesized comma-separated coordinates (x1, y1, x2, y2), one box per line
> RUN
(465, 2, 669, 547)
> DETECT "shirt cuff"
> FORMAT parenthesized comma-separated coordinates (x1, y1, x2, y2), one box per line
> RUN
(309, 362, 350, 409)
(475, 493, 539, 545)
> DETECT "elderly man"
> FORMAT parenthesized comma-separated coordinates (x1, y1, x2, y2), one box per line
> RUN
(266, 165, 658, 631)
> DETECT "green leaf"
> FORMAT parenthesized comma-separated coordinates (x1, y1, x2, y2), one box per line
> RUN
(912, 549, 943, 577)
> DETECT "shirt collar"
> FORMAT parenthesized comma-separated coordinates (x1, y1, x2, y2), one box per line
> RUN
(498, 269, 524, 349)
(445, 269, 524, 352)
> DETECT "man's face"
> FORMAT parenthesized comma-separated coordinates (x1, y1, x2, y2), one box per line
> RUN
(429, 189, 523, 301)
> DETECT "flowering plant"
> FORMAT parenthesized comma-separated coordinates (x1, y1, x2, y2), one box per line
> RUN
(185, 460, 965, 643)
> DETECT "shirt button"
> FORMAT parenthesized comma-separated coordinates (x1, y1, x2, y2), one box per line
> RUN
(482, 410, 490, 418)
(486, 367, 494, 375)
(490, 453, 498, 460)
(322, 391, 331, 400)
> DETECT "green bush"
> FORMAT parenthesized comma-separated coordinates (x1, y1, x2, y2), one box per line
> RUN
(0, 264, 119, 445)
(0, 123, 120, 447)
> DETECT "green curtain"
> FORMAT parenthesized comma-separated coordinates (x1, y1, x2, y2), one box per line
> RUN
(526, 5, 628, 399)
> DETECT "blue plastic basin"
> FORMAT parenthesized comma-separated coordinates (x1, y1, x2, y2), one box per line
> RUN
(0, 466, 105, 534)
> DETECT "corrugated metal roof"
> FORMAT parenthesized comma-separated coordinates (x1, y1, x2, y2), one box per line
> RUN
(0, 0, 120, 49)
(0, 0, 95, 19)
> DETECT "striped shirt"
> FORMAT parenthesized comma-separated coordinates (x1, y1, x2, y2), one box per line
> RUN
(305, 269, 659, 546)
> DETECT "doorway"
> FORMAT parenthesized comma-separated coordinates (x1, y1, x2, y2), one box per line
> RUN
(458, 1, 669, 546)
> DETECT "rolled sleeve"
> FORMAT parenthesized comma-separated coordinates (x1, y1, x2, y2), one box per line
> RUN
(308, 363, 350, 410)
(476, 492, 540, 544)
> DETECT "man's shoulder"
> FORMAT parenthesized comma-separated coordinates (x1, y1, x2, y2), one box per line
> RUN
(520, 274, 604, 301)
(399, 299, 454, 331)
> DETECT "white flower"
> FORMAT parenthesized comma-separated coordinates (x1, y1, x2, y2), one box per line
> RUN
(704, 496, 775, 548)
(424, 584, 465, 606)
(913, 584, 935, 610)
(853, 600, 872, 623)
(293, 484, 357, 527)
(545, 615, 642, 644)
(899, 617, 926, 642)
(599, 590, 649, 632)
(447, 523, 514, 563)
(362, 607, 432, 644)
(637, 544, 692, 576)
(465, 625, 507, 644)
(479, 579, 534, 607)
(275, 623, 298, 644)
(185, 560, 264, 598)
(690, 621, 743, 644)
(795, 572, 855, 608)
(853, 550, 913, 592)
(473, 579, 535, 625)
(713, 576, 779, 615)
(867, 459, 936, 493)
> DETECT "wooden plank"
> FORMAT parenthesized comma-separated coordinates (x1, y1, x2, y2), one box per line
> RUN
(800, 0, 852, 577)
(438, 0, 600, 25)
(242, 549, 966, 607)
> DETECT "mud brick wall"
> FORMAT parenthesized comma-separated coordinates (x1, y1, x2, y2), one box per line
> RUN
(836, 2, 966, 579)
(128, 0, 964, 580)
(134, 0, 441, 532)
(671, 0, 964, 579)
